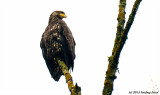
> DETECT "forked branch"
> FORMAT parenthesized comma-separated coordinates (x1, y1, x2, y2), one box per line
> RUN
(103, 0, 142, 95)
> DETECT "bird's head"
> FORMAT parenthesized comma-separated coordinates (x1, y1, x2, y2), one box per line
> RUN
(50, 11, 67, 19)
(49, 11, 67, 24)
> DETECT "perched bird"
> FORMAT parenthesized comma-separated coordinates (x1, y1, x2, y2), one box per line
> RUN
(40, 11, 76, 81)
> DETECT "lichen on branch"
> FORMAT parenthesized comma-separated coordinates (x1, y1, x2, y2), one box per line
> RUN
(56, 59, 81, 95)
(103, 0, 142, 95)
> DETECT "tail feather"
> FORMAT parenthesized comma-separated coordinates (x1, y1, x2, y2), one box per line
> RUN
(45, 59, 63, 81)
(52, 64, 63, 81)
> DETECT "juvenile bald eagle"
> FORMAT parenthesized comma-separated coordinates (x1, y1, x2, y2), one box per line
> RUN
(40, 11, 75, 81)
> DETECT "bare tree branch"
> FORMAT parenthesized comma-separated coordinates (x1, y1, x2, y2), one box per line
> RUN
(103, 0, 142, 95)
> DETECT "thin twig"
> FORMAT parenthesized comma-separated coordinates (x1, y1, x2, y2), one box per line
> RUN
(123, 0, 142, 40)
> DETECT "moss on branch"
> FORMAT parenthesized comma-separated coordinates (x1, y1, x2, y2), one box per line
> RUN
(103, 0, 142, 95)
(123, 0, 142, 39)
(56, 59, 81, 95)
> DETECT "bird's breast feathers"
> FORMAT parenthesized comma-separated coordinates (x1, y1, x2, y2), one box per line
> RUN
(50, 23, 61, 31)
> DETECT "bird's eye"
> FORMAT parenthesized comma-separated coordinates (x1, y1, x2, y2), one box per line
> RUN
(61, 12, 65, 14)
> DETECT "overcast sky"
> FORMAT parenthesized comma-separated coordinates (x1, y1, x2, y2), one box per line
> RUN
(0, 0, 160, 95)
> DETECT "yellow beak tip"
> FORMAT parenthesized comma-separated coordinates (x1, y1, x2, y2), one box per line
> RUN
(60, 14, 67, 18)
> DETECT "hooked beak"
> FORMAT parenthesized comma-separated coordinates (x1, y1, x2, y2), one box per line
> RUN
(59, 13, 67, 18)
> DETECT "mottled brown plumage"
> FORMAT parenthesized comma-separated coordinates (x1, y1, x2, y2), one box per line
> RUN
(40, 11, 75, 81)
